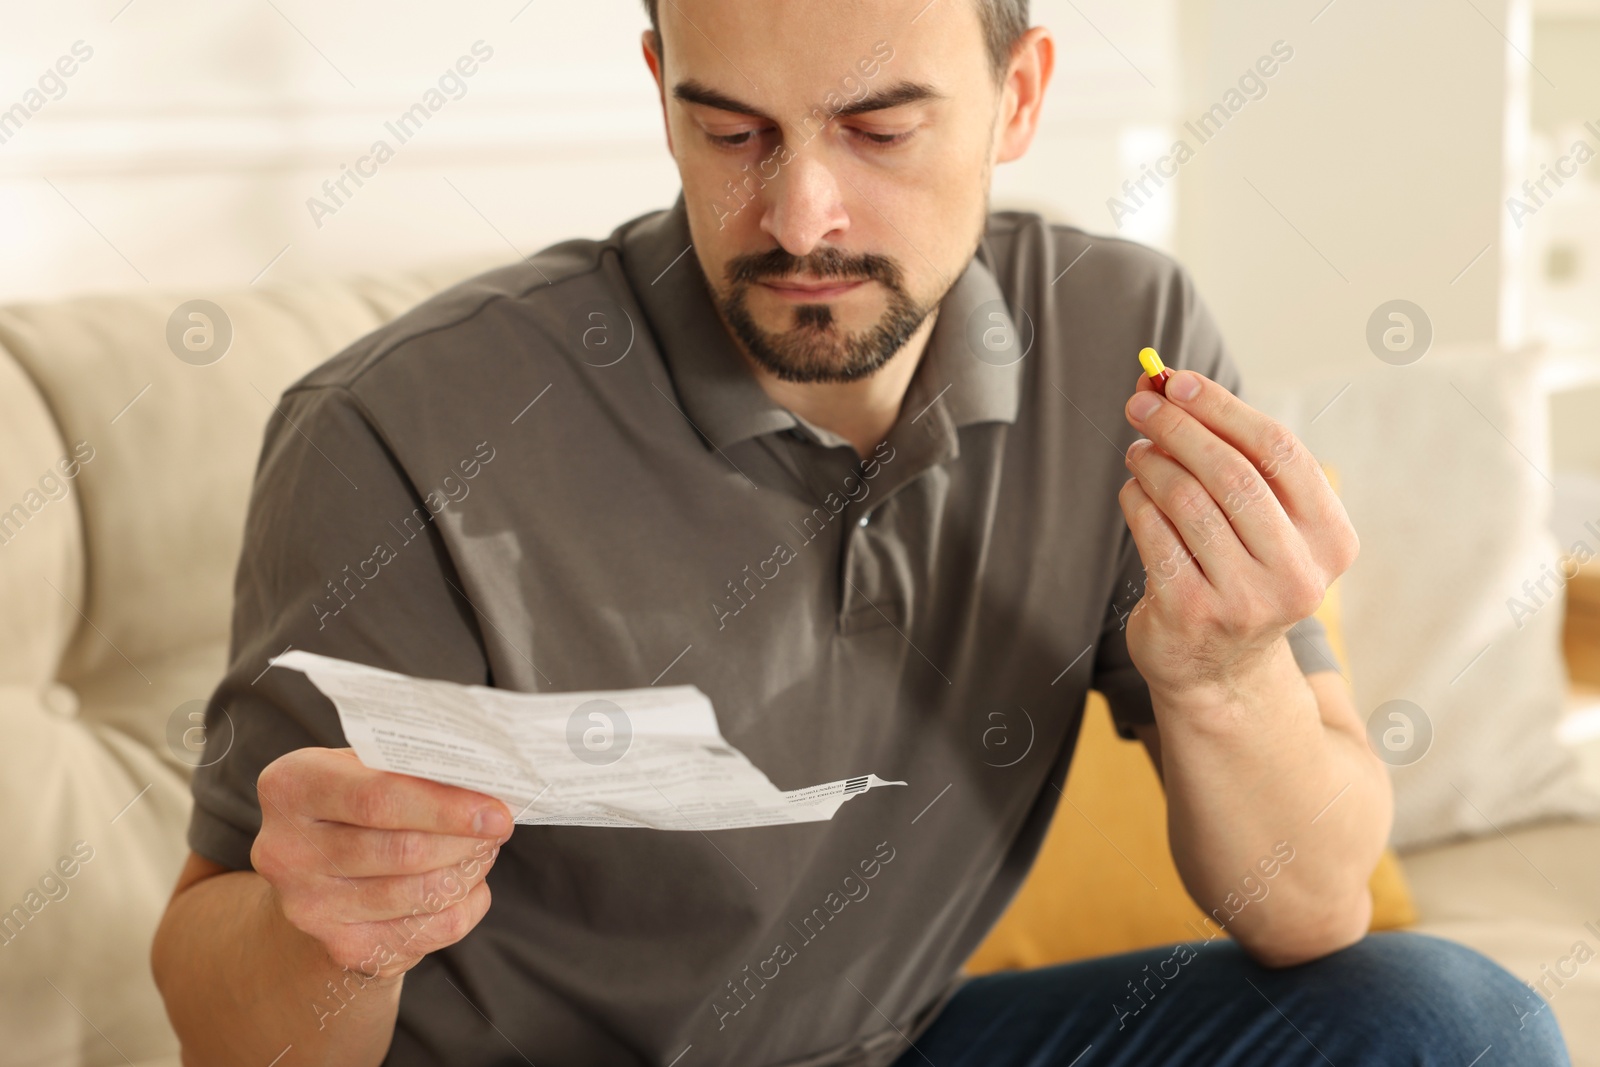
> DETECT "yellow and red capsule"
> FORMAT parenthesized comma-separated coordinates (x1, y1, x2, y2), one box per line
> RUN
(1138, 347, 1172, 395)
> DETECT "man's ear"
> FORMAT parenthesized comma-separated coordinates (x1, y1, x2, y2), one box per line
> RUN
(641, 29, 663, 89)
(641, 30, 673, 154)
(996, 26, 1054, 165)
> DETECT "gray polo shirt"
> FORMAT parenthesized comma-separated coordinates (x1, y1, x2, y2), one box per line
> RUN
(189, 194, 1337, 1067)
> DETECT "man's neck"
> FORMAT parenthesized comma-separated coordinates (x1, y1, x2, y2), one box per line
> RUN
(734, 312, 939, 459)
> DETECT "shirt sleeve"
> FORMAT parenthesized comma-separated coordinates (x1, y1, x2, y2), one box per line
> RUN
(1089, 261, 1343, 741)
(186, 384, 490, 871)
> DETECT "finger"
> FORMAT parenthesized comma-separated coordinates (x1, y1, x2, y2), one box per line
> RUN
(324, 879, 494, 975)
(269, 749, 513, 838)
(1123, 437, 1252, 581)
(315, 824, 500, 878)
(323, 772, 514, 838)
(333, 851, 499, 924)
(1119, 475, 1206, 601)
(1145, 370, 1343, 540)
(1124, 378, 1300, 567)
(382, 877, 494, 958)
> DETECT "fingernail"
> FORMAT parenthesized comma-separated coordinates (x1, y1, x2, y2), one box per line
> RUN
(1128, 391, 1162, 421)
(1125, 439, 1150, 463)
(1168, 371, 1200, 401)
(473, 807, 510, 836)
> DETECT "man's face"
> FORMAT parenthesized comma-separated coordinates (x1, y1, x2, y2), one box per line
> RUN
(647, 0, 1005, 383)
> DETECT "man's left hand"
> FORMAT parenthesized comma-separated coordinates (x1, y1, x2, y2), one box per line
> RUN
(1118, 368, 1359, 710)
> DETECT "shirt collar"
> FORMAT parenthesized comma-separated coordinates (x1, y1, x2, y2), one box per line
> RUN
(622, 194, 1023, 452)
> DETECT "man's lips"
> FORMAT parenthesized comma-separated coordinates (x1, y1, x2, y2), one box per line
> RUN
(757, 277, 869, 301)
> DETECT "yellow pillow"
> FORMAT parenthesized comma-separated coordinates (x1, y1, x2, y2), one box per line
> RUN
(966, 467, 1415, 973)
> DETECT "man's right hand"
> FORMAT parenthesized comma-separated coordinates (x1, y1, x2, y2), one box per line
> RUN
(251, 746, 514, 980)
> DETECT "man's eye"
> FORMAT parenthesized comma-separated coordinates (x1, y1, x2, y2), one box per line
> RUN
(707, 130, 761, 148)
(851, 128, 913, 147)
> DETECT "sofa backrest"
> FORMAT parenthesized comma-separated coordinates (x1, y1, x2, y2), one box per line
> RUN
(0, 267, 494, 691)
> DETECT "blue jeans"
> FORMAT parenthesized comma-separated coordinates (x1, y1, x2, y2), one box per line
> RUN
(896, 933, 1570, 1066)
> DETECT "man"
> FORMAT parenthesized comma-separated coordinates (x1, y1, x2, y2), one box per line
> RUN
(151, 1, 1569, 1064)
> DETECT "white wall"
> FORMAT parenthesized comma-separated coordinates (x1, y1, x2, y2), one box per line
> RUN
(0, 0, 1183, 303)
(0, 1, 680, 299)
(1172, 0, 1524, 394)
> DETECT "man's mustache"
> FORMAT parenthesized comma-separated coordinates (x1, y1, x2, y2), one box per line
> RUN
(726, 247, 905, 290)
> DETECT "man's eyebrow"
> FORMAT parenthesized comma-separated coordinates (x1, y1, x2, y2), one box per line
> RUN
(671, 79, 945, 122)
(833, 81, 944, 117)
(673, 80, 765, 118)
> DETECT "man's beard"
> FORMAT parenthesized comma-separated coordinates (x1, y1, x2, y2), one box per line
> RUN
(717, 246, 936, 384)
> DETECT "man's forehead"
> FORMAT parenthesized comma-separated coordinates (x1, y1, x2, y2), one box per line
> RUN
(656, 0, 987, 87)
(662, 0, 928, 37)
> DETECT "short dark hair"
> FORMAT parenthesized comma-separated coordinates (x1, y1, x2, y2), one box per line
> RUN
(640, 0, 1030, 82)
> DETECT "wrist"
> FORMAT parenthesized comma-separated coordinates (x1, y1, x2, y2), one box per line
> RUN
(1148, 635, 1307, 738)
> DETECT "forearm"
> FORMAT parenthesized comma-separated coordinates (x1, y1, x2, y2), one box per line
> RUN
(1153, 636, 1392, 966)
(152, 869, 402, 1066)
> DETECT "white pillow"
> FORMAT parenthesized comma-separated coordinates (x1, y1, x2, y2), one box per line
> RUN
(1260, 343, 1600, 850)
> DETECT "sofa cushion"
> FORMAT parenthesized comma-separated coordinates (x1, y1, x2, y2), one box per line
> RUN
(0, 344, 85, 688)
(1404, 819, 1600, 1064)
(0, 681, 192, 1067)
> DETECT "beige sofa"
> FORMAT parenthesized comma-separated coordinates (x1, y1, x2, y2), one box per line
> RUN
(1, 266, 1596, 1066)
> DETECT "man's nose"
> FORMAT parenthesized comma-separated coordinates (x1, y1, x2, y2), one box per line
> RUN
(760, 151, 849, 258)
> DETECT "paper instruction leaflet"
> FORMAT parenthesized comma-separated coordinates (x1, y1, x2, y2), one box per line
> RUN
(271, 650, 905, 830)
